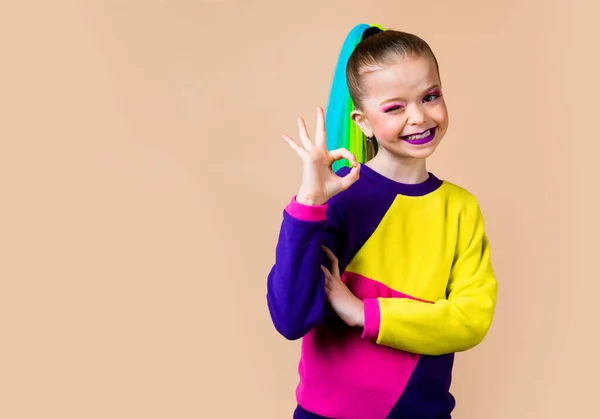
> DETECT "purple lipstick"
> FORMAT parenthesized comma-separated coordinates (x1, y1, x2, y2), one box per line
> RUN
(401, 127, 437, 145)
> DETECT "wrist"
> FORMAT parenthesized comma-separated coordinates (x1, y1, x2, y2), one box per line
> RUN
(296, 193, 327, 207)
(354, 300, 365, 328)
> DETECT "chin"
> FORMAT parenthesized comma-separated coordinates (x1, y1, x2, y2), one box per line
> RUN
(403, 148, 438, 160)
(392, 138, 443, 160)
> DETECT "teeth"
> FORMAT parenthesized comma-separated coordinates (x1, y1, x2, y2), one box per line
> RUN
(407, 130, 431, 140)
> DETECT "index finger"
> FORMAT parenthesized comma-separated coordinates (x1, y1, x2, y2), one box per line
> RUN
(315, 106, 326, 148)
(329, 148, 358, 166)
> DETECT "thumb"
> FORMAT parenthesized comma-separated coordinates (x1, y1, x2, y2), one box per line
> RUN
(338, 164, 361, 190)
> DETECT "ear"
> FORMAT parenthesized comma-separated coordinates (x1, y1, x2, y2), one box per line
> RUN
(351, 109, 373, 138)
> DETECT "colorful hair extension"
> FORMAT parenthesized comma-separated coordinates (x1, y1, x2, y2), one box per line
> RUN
(325, 23, 386, 172)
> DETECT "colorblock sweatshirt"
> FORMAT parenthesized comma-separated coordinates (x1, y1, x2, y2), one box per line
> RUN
(266, 164, 498, 419)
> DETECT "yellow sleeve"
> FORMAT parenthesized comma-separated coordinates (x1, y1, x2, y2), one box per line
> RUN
(362, 198, 498, 356)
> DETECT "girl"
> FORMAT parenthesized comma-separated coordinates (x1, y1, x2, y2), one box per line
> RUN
(266, 23, 498, 419)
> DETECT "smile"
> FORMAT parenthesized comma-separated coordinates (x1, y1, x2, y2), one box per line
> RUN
(400, 127, 437, 145)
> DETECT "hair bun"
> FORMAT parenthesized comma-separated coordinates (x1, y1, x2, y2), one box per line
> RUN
(361, 26, 383, 41)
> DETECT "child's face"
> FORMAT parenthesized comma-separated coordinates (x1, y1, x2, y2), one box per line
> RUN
(351, 54, 448, 161)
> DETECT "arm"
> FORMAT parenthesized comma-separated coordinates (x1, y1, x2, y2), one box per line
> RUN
(266, 196, 340, 340)
(362, 199, 498, 356)
(267, 105, 360, 340)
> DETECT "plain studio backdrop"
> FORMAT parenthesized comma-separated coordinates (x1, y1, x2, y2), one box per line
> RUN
(0, 1, 598, 418)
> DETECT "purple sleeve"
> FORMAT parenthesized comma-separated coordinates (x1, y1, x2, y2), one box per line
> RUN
(266, 196, 338, 340)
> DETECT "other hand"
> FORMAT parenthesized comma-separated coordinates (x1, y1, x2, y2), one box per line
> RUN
(321, 245, 364, 328)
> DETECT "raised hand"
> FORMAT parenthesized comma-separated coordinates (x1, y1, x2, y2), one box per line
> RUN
(283, 106, 360, 206)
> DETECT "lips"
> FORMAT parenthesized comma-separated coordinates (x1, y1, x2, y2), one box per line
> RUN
(400, 127, 437, 145)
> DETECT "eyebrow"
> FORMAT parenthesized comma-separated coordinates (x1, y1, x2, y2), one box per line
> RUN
(378, 84, 441, 106)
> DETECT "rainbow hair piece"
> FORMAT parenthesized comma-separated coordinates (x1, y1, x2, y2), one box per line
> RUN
(325, 23, 386, 172)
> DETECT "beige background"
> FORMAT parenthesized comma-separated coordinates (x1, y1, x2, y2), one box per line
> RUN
(1, 0, 598, 418)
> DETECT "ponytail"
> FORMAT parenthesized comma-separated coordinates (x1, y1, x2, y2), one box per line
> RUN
(325, 23, 385, 172)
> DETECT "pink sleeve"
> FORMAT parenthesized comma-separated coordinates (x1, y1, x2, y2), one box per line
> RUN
(284, 196, 328, 222)
(362, 298, 381, 341)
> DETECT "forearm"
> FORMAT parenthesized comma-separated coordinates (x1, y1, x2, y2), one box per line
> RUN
(362, 273, 497, 355)
(266, 198, 334, 340)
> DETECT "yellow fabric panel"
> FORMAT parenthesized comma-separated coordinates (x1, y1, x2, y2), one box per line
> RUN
(345, 182, 463, 302)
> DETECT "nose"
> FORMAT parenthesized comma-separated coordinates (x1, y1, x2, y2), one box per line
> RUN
(406, 104, 425, 125)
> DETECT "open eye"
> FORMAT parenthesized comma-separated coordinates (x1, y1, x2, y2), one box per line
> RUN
(423, 92, 442, 103)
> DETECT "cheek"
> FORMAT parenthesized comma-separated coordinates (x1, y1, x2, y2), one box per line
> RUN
(370, 113, 407, 137)
(430, 103, 449, 126)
